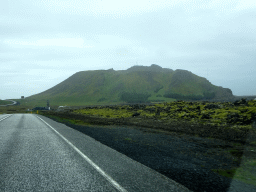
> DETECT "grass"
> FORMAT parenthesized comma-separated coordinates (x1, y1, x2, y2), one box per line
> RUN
(40, 114, 92, 126)
(0, 100, 13, 105)
(0, 105, 31, 114)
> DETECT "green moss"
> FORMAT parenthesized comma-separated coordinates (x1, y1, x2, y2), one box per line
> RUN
(74, 108, 134, 118)
(69, 100, 256, 141)
(155, 103, 165, 108)
(160, 112, 168, 118)
(247, 107, 256, 114)
(211, 119, 222, 124)
(248, 100, 256, 106)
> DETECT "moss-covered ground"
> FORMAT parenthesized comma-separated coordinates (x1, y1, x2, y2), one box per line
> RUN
(40, 99, 256, 145)
(73, 100, 256, 127)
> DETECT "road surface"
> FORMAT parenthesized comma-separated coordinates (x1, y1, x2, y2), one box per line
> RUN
(0, 114, 191, 192)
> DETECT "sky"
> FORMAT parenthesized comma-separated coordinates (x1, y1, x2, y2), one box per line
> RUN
(1, 0, 256, 100)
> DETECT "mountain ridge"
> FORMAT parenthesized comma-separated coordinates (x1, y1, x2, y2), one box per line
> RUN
(25, 64, 234, 106)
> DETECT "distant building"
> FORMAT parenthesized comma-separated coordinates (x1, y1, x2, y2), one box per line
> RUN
(57, 106, 70, 112)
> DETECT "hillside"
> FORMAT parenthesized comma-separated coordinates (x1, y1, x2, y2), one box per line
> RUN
(24, 64, 235, 107)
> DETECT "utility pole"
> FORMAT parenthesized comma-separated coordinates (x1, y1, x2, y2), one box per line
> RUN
(47, 100, 50, 110)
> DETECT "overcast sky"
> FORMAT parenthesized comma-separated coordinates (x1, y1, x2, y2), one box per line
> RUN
(1, 0, 256, 99)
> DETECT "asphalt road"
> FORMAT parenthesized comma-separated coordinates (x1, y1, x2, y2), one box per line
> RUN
(0, 114, 191, 192)
(0, 100, 17, 106)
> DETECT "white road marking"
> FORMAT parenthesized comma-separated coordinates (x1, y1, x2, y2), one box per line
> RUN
(36, 115, 128, 192)
(0, 114, 13, 122)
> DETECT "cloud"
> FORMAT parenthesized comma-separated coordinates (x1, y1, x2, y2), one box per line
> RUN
(4, 38, 92, 48)
(235, 0, 256, 11)
(36, 0, 184, 17)
(1, 0, 256, 99)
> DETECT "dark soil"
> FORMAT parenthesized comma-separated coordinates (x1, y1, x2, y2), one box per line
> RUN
(43, 114, 256, 192)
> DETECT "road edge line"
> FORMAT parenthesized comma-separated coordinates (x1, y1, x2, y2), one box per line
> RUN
(0, 114, 13, 122)
(36, 115, 128, 192)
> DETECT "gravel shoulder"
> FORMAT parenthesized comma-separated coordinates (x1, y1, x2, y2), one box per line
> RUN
(42, 113, 256, 192)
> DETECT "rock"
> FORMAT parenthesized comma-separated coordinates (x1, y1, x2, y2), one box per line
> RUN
(204, 104, 220, 110)
(252, 120, 256, 130)
(155, 108, 161, 116)
(251, 113, 256, 121)
(234, 98, 248, 106)
(147, 108, 156, 113)
(226, 113, 240, 124)
(201, 113, 211, 119)
(132, 112, 140, 117)
(165, 107, 171, 112)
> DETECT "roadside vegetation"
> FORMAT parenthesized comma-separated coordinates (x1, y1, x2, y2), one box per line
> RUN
(0, 105, 31, 114)
(40, 98, 256, 145)
(73, 99, 256, 127)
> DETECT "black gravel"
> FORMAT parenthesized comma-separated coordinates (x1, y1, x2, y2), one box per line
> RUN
(45, 117, 256, 192)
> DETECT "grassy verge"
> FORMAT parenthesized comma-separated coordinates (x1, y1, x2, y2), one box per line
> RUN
(0, 105, 31, 114)
(41, 114, 92, 126)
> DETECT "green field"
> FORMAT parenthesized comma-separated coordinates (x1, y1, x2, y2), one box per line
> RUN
(0, 100, 13, 105)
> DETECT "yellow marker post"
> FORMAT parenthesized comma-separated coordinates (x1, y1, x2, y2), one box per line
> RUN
(37, 110, 38, 114)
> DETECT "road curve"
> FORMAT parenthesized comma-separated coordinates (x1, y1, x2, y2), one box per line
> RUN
(0, 114, 191, 192)
(0, 100, 17, 106)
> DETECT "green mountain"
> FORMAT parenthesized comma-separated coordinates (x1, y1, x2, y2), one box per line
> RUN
(24, 64, 234, 106)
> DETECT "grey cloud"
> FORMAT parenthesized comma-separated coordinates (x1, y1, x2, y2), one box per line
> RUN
(1, 0, 256, 99)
